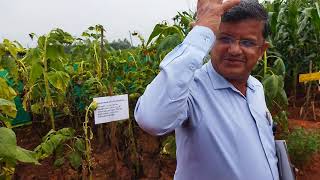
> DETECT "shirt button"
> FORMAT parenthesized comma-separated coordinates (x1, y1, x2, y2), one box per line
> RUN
(189, 64, 196, 71)
(201, 35, 209, 42)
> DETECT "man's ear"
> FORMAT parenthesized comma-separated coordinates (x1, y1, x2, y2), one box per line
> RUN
(259, 41, 269, 59)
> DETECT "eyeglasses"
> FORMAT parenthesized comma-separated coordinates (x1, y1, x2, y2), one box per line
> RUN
(216, 35, 263, 49)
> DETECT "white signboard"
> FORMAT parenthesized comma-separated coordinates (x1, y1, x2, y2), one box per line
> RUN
(93, 94, 129, 124)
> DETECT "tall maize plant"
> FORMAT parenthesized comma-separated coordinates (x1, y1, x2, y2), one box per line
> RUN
(264, 0, 320, 104)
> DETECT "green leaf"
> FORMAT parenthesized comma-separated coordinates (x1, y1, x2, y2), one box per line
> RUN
(0, 127, 38, 164)
(58, 128, 75, 137)
(82, 32, 90, 37)
(311, 3, 320, 35)
(29, 62, 43, 85)
(49, 134, 64, 148)
(263, 74, 279, 99)
(54, 157, 65, 167)
(68, 151, 82, 169)
(157, 33, 182, 56)
(41, 129, 56, 142)
(0, 78, 16, 100)
(146, 24, 166, 46)
(75, 138, 85, 153)
(0, 143, 16, 160)
(3, 39, 18, 59)
(48, 58, 65, 71)
(0, 98, 17, 118)
(0, 57, 19, 84)
(47, 71, 70, 93)
(272, 58, 286, 76)
(55, 144, 64, 158)
(277, 89, 289, 107)
(37, 36, 46, 50)
(0, 99, 15, 107)
(0, 115, 13, 127)
(15, 147, 39, 164)
(0, 127, 16, 147)
(31, 103, 42, 114)
(42, 140, 55, 155)
(46, 44, 65, 61)
(88, 26, 94, 31)
(34, 128, 76, 160)
(23, 48, 41, 65)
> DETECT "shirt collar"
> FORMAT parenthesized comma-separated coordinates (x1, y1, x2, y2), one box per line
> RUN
(247, 76, 258, 91)
(206, 60, 257, 92)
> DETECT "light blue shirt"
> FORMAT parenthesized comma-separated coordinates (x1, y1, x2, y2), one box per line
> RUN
(134, 26, 279, 180)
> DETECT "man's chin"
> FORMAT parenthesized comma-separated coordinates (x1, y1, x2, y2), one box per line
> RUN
(213, 65, 248, 81)
(221, 71, 248, 81)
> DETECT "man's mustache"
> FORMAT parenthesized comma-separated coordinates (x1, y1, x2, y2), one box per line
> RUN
(222, 55, 245, 62)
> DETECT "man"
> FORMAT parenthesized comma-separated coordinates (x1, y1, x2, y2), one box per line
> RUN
(135, 0, 279, 179)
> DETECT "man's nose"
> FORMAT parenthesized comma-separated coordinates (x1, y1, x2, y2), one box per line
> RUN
(227, 41, 243, 55)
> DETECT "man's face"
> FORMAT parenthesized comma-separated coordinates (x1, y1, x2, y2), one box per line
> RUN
(211, 19, 268, 82)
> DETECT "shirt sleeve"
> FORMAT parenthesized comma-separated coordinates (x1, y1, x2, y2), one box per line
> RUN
(134, 26, 215, 136)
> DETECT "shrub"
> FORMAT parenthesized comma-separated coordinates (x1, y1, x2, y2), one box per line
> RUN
(287, 127, 320, 167)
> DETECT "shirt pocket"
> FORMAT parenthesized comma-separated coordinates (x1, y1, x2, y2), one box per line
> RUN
(250, 107, 274, 137)
(250, 108, 277, 156)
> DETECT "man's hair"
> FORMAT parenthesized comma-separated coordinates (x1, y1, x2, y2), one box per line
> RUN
(221, 0, 269, 38)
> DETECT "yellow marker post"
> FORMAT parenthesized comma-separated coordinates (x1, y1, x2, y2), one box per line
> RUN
(299, 72, 320, 83)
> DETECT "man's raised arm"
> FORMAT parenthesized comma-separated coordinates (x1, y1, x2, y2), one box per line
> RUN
(134, 0, 240, 136)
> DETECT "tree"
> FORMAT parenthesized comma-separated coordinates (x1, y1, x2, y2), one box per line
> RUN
(109, 38, 132, 50)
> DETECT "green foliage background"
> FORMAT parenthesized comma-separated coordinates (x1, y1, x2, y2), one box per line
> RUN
(0, 0, 320, 177)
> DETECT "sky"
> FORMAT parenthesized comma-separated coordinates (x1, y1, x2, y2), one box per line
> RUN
(0, 0, 197, 47)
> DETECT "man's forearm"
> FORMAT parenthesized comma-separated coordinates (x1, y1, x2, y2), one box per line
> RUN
(134, 26, 215, 136)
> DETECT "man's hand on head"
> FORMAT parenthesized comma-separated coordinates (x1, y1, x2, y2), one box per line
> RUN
(192, 0, 240, 34)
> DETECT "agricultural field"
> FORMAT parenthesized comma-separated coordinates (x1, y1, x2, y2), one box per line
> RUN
(1, 0, 320, 179)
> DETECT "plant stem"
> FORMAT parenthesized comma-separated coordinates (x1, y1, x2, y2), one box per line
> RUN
(100, 26, 105, 77)
(292, 65, 298, 107)
(303, 60, 313, 120)
(84, 101, 95, 180)
(128, 118, 139, 175)
(97, 26, 106, 146)
(93, 43, 101, 79)
(42, 36, 55, 130)
(108, 85, 120, 177)
(263, 51, 267, 77)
